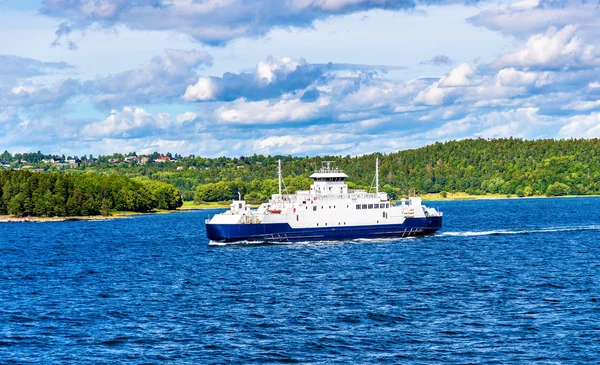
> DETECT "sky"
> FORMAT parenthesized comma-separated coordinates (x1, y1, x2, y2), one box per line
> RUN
(1, 0, 600, 157)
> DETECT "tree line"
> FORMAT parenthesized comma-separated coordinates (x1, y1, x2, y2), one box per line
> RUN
(3, 138, 600, 202)
(0, 170, 182, 217)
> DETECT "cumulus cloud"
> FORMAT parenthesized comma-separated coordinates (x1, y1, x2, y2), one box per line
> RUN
(494, 25, 600, 70)
(41, 0, 479, 47)
(87, 49, 212, 109)
(183, 56, 403, 103)
(215, 95, 330, 125)
(559, 112, 600, 137)
(80, 106, 198, 139)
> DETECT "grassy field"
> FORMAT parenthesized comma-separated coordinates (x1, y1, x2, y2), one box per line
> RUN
(180, 201, 230, 210)
(419, 192, 517, 201)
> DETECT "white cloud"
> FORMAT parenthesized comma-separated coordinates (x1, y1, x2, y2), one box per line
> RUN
(494, 25, 600, 69)
(81, 107, 175, 139)
(589, 82, 600, 89)
(256, 56, 305, 84)
(183, 77, 219, 101)
(563, 100, 600, 112)
(10, 85, 40, 95)
(559, 112, 600, 137)
(495, 68, 552, 87)
(439, 63, 474, 87)
(468, 0, 599, 39)
(215, 96, 329, 124)
(176, 111, 198, 123)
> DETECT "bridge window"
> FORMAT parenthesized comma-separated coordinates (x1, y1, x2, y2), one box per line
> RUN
(356, 204, 361, 209)
(313, 206, 317, 211)
(386, 203, 390, 208)
(368, 204, 373, 209)
(362, 204, 367, 209)
(374, 204, 379, 208)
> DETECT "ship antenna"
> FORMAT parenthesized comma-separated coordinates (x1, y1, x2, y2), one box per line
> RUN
(278, 159, 282, 196)
(376, 156, 379, 194)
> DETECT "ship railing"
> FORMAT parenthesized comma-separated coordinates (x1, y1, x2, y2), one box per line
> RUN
(271, 193, 383, 203)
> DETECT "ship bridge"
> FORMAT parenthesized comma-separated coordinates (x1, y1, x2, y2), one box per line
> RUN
(309, 162, 349, 196)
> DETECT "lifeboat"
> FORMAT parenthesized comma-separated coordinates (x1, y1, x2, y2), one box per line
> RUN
(267, 209, 282, 214)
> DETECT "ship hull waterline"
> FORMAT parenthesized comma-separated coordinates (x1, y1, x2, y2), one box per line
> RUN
(206, 216, 442, 243)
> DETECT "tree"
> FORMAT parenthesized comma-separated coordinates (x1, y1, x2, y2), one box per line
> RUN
(546, 182, 570, 196)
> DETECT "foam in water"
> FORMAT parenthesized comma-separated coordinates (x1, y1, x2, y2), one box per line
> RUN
(440, 225, 600, 237)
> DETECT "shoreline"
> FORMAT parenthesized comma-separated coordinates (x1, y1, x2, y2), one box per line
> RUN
(3, 195, 598, 223)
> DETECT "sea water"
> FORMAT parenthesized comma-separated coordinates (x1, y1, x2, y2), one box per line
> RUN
(1, 197, 599, 363)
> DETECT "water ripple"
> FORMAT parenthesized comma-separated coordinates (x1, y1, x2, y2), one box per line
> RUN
(1, 197, 600, 363)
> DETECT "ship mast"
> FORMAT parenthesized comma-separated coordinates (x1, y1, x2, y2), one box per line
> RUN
(376, 156, 379, 194)
(278, 159, 282, 196)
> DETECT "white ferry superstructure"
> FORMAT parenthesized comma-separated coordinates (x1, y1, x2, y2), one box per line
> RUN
(205, 159, 442, 242)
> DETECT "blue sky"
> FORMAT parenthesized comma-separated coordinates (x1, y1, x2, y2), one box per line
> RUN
(1, 0, 600, 156)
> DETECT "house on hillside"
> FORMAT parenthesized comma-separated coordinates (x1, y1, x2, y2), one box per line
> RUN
(155, 155, 171, 163)
(125, 156, 140, 164)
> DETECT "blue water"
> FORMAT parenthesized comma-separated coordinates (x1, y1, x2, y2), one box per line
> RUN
(1, 198, 600, 363)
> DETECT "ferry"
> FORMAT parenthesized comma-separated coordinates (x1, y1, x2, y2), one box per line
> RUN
(205, 159, 443, 242)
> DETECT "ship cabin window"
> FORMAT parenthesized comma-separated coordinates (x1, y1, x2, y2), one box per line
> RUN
(383, 212, 385, 218)
(313, 206, 317, 211)
(296, 215, 299, 221)
(302, 200, 306, 204)
(325, 223, 327, 226)
(368, 204, 373, 209)
(321, 206, 324, 209)
(362, 204, 367, 209)
(356, 204, 361, 209)
(374, 204, 379, 209)
(239, 203, 243, 209)
(386, 203, 390, 208)
(329, 206, 331, 209)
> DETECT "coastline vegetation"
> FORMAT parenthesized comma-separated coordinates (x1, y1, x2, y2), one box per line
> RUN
(0, 170, 182, 217)
(2, 138, 600, 206)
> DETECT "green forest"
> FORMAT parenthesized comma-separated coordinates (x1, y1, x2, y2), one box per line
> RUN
(0, 170, 182, 217)
(2, 138, 600, 205)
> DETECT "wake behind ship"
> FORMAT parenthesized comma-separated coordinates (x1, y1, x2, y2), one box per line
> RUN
(205, 160, 442, 243)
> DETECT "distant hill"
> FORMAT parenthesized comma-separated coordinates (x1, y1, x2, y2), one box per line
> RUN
(2, 138, 599, 201)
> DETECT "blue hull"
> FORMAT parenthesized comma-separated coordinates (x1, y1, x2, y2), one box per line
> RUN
(206, 217, 442, 242)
